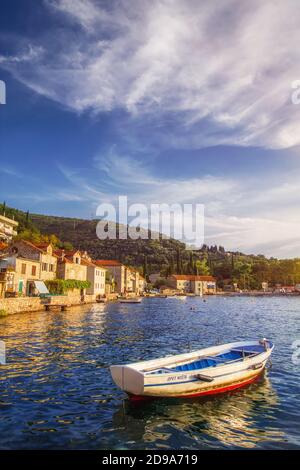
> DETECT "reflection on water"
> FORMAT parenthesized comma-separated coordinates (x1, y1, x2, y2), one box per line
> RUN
(111, 375, 282, 449)
(0, 296, 299, 449)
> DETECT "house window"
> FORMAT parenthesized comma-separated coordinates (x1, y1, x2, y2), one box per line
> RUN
(75, 257, 80, 264)
(21, 263, 26, 275)
(32, 266, 37, 276)
(42, 263, 48, 271)
(49, 264, 54, 272)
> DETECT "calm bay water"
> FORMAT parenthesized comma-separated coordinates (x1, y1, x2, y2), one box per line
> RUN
(0, 296, 299, 449)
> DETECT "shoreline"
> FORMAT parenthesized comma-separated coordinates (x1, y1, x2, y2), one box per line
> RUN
(1, 290, 300, 316)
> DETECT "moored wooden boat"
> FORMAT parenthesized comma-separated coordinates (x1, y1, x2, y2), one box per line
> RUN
(118, 297, 142, 303)
(110, 339, 273, 400)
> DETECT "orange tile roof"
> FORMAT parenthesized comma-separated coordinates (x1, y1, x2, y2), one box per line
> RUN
(81, 259, 96, 267)
(53, 248, 64, 256)
(15, 239, 59, 257)
(91, 260, 107, 269)
(17, 239, 45, 253)
(0, 242, 8, 252)
(65, 250, 81, 256)
(31, 242, 60, 258)
(94, 260, 122, 266)
(171, 275, 216, 281)
(54, 249, 81, 256)
(33, 243, 51, 249)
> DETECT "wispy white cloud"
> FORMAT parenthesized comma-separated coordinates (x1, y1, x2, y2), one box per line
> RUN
(1, 0, 300, 148)
(0, 44, 43, 64)
(2, 0, 300, 257)
(55, 151, 300, 257)
(0, 166, 23, 178)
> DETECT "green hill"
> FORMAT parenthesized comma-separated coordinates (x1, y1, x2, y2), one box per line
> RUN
(0, 203, 208, 275)
(2, 203, 300, 288)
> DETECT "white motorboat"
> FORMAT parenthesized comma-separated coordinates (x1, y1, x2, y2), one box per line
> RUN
(110, 339, 273, 400)
(118, 297, 142, 304)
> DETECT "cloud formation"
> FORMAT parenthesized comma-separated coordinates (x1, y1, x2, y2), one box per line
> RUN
(1, 0, 300, 149)
(2, 0, 300, 257)
(56, 151, 300, 257)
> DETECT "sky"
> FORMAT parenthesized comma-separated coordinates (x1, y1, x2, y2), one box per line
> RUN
(1, 0, 300, 257)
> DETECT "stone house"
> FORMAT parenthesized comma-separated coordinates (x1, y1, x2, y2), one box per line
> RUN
(0, 240, 58, 296)
(0, 214, 18, 242)
(80, 253, 106, 297)
(54, 249, 87, 281)
(95, 260, 126, 294)
(125, 267, 140, 294)
(138, 275, 147, 294)
(9, 240, 57, 281)
(0, 255, 41, 296)
(168, 275, 217, 295)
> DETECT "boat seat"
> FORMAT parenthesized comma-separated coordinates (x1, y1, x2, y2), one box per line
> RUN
(146, 344, 270, 375)
(174, 350, 243, 372)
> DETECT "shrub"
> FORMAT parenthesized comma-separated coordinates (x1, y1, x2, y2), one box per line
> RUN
(45, 279, 91, 295)
(0, 309, 7, 317)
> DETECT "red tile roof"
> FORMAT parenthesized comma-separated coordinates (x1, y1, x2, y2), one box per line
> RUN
(81, 259, 96, 267)
(53, 248, 64, 256)
(170, 275, 216, 281)
(0, 242, 8, 252)
(16, 240, 59, 257)
(33, 243, 51, 249)
(16, 239, 45, 253)
(65, 250, 81, 256)
(94, 260, 122, 266)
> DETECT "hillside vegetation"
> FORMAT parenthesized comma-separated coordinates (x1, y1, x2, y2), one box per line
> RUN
(1, 203, 300, 288)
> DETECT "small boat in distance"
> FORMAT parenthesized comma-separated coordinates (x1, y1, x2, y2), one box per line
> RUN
(118, 297, 142, 304)
(110, 339, 273, 400)
(175, 294, 187, 300)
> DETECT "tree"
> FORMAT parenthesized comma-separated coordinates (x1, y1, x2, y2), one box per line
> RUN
(187, 252, 194, 274)
(170, 255, 175, 275)
(143, 255, 148, 279)
(176, 249, 182, 274)
(195, 259, 210, 275)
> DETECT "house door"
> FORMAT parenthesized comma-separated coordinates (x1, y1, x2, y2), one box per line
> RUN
(18, 280, 23, 294)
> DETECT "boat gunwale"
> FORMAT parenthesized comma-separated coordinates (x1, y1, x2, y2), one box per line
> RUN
(120, 341, 274, 376)
(144, 351, 260, 376)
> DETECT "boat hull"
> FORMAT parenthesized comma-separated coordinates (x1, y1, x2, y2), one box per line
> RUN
(129, 369, 264, 401)
(118, 298, 142, 303)
(110, 340, 273, 400)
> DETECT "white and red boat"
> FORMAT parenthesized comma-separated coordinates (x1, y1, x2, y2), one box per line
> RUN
(110, 339, 273, 400)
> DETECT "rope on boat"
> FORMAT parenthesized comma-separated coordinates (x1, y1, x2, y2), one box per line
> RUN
(266, 358, 273, 369)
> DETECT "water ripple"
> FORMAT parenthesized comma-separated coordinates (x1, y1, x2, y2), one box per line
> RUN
(0, 297, 299, 449)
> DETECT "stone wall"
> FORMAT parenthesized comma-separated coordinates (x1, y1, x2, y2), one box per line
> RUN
(0, 292, 99, 315)
(0, 297, 44, 315)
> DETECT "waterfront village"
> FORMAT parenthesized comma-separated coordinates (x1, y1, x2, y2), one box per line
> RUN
(0, 213, 217, 316)
(1, 210, 300, 316)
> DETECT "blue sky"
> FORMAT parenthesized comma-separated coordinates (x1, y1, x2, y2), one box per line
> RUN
(1, 0, 300, 257)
